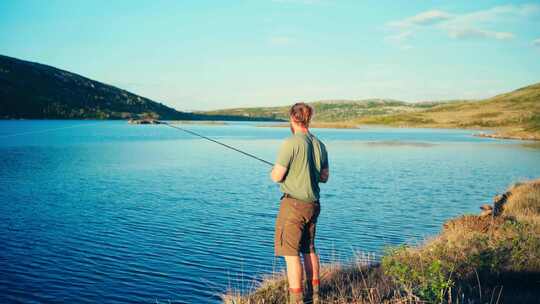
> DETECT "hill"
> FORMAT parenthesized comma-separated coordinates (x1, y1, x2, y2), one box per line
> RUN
(357, 82, 540, 139)
(203, 83, 540, 139)
(0, 55, 276, 121)
(200, 99, 441, 122)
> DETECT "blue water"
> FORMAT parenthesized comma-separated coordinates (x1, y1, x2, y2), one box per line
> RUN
(1, 120, 539, 303)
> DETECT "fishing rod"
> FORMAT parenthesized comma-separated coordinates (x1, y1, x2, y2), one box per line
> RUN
(159, 121, 274, 167)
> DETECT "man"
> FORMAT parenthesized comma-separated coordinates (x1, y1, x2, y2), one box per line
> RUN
(270, 102, 329, 304)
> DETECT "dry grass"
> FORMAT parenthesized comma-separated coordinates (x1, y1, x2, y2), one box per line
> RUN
(503, 179, 540, 228)
(223, 261, 422, 304)
(223, 179, 540, 303)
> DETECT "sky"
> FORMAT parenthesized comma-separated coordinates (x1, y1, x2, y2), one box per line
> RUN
(1, 0, 540, 111)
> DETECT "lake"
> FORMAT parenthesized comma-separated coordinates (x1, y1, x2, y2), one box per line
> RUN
(1, 120, 539, 303)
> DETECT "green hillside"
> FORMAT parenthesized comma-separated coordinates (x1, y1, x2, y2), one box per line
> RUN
(0, 55, 190, 119)
(201, 99, 443, 122)
(200, 99, 456, 123)
(0, 55, 276, 121)
(203, 83, 540, 139)
(357, 82, 540, 139)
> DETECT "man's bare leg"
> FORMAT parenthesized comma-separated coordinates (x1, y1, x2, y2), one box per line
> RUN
(303, 253, 320, 303)
(284, 255, 304, 303)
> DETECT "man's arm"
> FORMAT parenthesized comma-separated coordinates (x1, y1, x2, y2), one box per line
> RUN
(272, 139, 293, 183)
(319, 143, 329, 183)
(271, 164, 288, 183)
(320, 168, 329, 183)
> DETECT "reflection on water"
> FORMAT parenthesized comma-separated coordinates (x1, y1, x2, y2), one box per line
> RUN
(521, 141, 540, 150)
(0, 120, 539, 303)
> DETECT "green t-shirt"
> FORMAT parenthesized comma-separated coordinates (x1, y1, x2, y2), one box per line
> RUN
(275, 132, 329, 202)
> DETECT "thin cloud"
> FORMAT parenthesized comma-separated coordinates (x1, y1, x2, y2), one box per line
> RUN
(389, 10, 452, 27)
(386, 3, 540, 46)
(441, 3, 538, 40)
(533, 38, 540, 47)
(448, 28, 514, 40)
(451, 3, 540, 24)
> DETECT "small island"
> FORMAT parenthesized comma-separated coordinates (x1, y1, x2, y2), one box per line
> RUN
(127, 118, 161, 125)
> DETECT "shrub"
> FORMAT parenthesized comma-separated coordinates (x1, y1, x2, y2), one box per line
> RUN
(382, 246, 454, 303)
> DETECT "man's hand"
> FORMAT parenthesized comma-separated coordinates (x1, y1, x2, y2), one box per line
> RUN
(320, 168, 329, 183)
(271, 164, 288, 183)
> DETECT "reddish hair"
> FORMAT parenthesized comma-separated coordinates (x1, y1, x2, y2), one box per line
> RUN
(289, 102, 313, 128)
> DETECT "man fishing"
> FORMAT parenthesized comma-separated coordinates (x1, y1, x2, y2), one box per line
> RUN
(270, 102, 329, 304)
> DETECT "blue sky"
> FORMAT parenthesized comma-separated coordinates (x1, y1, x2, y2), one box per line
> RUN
(1, 0, 540, 111)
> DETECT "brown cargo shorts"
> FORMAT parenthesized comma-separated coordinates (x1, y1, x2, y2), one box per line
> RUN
(274, 195, 321, 256)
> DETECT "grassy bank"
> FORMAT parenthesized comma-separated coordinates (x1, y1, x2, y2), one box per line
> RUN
(223, 179, 540, 303)
(355, 83, 540, 140)
(202, 82, 540, 140)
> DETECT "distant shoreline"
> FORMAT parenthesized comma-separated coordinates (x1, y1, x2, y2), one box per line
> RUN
(257, 121, 539, 140)
(2, 118, 538, 141)
(257, 122, 360, 129)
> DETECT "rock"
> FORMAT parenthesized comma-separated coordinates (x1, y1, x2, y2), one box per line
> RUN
(480, 204, 493, 211)
(478, 191, 511, 217)
(493, 192, 511, 216)
(480, 204, 493, 217)
(128, 119, 161, 125)
(480, 210, 493, 217)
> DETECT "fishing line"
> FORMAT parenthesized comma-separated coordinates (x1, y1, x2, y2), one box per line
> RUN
(1, 120, 275, 167)
(159, 121, 274, 167)
(0, 121, 103, 139)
